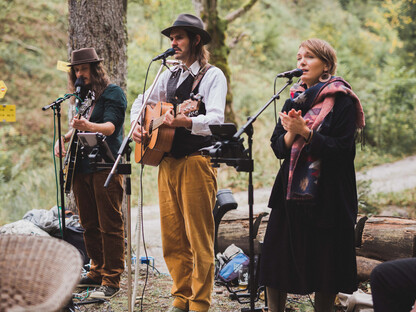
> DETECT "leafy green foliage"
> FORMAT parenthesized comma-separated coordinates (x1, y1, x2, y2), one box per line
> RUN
(0, 0, 68, 223)
(1, 0, 416, 223)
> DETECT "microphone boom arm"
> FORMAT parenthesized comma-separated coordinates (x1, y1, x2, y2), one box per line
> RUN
(206, 77, 295, 312)
(104, 58, 170, 188)
(233, 78, 293, 139)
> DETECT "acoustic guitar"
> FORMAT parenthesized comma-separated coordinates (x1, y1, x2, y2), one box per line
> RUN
(63, 92, 94, 193)
(134, 95, 202, 166)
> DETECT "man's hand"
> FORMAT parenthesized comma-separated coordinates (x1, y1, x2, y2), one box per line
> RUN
(54, 136, 66, 158)
(71, 116, 91, 132)
(131, 122, 148, 144)
(163, 107, 192, 128)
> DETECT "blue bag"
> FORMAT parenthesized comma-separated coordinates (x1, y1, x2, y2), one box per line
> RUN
(218, 252, 249, 283)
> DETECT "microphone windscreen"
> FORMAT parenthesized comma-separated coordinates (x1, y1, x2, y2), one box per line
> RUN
(293, 68, 303, 77)
(165, 48, 176, 57)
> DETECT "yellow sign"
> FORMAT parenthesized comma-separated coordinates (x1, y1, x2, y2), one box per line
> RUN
(0, 81, 7, 99)
(57, 60, 71, 72)
(0, 104, 16, 122)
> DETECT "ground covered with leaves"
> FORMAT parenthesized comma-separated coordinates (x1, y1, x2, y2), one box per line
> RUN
(70, 268, 354, 311)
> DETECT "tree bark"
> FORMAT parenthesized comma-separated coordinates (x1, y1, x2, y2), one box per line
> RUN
(193, 0, 258, 124)
(67, 0, 128, 220)
(68, 0, 127, 90)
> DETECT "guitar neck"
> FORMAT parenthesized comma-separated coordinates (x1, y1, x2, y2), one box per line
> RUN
(151, 102, 198, 130)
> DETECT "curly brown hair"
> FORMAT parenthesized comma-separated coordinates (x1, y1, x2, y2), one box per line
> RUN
(68, 62, 110, 100)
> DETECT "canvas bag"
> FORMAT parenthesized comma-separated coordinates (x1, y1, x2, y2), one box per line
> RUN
(216, 244, 249, 283)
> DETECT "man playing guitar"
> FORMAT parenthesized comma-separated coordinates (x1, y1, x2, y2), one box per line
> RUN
(54, 47, 127, 300)
(130, 14, 227, 312)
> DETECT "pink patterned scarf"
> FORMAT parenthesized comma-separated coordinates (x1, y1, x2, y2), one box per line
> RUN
(286, 77, 365, 200)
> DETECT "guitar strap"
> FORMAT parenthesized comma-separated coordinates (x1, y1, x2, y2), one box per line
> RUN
(83, 90, 96, 121)
(192, 63, 212, 92)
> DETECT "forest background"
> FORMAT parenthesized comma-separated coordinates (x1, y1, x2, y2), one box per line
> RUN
(1, 0, 416, 224)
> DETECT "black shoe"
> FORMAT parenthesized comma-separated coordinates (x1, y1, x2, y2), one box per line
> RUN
(89, 285, 120, 299)
(77, 276, 101, 288)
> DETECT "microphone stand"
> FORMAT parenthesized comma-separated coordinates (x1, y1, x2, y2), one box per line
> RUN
(104, 57, 173, 312)
(206, 77, 295, 311)
(42, 93, 74, 240)
(239, 78, 293, 312)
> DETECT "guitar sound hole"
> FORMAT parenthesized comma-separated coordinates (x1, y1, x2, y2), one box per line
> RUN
(149, 120, 153, 136)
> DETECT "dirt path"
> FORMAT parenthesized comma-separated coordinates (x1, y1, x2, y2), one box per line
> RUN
(131, 155, 416, 273)
(356, 155, 416, 194)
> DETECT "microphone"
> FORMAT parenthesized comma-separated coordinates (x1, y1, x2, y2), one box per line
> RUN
(74, 77, 85, 94)
(74, 77, 84, 105)
(41, 77, 85, 111)
(276, 68, 303, 78)
(152, 48, 176, 61)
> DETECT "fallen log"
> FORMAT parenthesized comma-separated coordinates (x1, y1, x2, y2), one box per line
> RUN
(217, 211, 416, 279)
(356, 216, 416, 261)
(216, 209, 269, 255)
(356, 256, 382, 282)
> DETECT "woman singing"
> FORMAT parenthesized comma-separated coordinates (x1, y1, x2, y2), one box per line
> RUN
(260, 38, 365, 312)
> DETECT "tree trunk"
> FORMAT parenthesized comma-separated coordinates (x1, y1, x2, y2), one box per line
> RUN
(67, 0, 128, 222)
(198, 0, 234, 124)
(356, 216, 416, 261)
(68, 0, 127, 90)
(193, 0, 258, 124)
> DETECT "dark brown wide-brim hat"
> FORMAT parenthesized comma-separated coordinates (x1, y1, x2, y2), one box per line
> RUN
(69, 47, 104, 66)
(161, 13, 211, 45)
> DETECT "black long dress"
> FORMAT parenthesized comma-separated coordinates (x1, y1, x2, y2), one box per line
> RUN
(260, 93, 358, 295)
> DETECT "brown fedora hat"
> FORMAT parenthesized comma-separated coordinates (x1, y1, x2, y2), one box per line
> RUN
(69, 48, 104, 66)
(161, 13, 211, 45)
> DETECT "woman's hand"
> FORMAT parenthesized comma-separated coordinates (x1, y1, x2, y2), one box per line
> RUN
(411, 300, 416, 312)
(279, 109, 310, 139)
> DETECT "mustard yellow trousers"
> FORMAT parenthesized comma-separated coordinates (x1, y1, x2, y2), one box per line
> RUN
(158, 155, 217, 312)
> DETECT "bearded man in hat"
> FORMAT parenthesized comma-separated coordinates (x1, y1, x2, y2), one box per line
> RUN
(130, 13, 227, 312)
(54, 47, 127, 299)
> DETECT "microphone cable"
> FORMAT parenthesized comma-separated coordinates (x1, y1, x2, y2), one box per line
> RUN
(52, 106, 63, 238)
(133, 58, 153, 312)
(273, 74, 279, 125)
(133, 57, 179, 311)
(50, 92, 83, 239)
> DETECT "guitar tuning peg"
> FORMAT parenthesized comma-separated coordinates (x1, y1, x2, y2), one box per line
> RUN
(190, 93, 203, 101)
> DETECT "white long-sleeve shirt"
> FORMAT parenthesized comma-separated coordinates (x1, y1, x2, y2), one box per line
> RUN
(130, 61, 227, 136)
